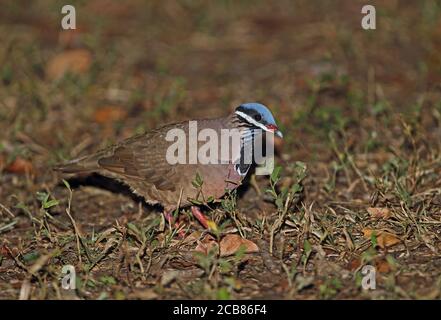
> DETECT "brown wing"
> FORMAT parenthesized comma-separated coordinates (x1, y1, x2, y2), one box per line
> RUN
(97, 128, 178, 192)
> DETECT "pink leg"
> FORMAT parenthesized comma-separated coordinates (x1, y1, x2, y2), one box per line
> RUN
(163, 210, 186, 238)
(191, 206, 209, 229)
(163, 211, 174, 225)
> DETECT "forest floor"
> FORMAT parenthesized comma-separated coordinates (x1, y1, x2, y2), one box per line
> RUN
(1, 0, 441, 299)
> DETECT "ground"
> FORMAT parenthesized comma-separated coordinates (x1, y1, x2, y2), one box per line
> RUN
(1, 0, 441, 300)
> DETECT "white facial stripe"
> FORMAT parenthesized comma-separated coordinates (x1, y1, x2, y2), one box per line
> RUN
(235, 110, 269, 132)
(235, 164, 250, 176)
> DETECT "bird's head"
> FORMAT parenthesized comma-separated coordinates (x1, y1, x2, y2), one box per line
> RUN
(234, 102, 283, 138)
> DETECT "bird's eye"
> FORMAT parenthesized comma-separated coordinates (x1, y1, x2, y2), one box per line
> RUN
(254, 114, 262, 121)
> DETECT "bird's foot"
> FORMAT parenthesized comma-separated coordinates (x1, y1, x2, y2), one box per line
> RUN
(163, 211, 186, 238)
(164, 207, 215, 235)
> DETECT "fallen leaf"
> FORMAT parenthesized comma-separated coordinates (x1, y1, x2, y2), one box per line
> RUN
(219, 234, 259, 257)
(182, 231, 202, 244)
(376, 259, 391, 273)
(93, 105, 127, 124)
(194, 234, 259, 257)
(46, 49, 92, 80)
(194, 234, 218, 255)
(367, 207, 391, 219)
(362, 228, 401, 248)
(347, 257, 362, 271)
(5, 157, 33, 174)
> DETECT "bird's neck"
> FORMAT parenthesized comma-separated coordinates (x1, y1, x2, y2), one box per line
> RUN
(226, 113, 263, 176)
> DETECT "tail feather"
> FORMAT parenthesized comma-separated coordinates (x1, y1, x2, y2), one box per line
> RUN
(53, 154, 101, 174)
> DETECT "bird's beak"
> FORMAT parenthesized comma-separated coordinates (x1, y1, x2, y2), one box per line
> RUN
(265, 124, 283, 138)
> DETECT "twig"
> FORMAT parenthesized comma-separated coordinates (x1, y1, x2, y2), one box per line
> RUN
(0, 202, 15, 218)
(5, 246, 29, 273)
(64, 181, 83, 265)
(269, 193, 293, 255)
(0, 219, 18, 234)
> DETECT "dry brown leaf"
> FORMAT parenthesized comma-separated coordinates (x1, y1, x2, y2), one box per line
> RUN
(367, 207, 391, 219)
(347, 257, 362, 271)
(219, 234, 259, 257)
(5, 157, 33, 174)
(194, 234, 259, 257)
(362, 228, 401, 248)
(194, 234, 218, 255)
(349, 257, 391, 273)
(182, 231, 202, 244)
(376, 259, 391, 273)
(93, 106, 127, 124)
(46, 49, 92, 80)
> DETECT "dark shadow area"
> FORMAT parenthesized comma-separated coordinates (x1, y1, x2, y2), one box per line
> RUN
(59, 171, 258, 211)
(59, 173, 162, 211)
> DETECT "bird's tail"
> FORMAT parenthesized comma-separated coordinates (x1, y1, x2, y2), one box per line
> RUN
(53, 152, 103, 174)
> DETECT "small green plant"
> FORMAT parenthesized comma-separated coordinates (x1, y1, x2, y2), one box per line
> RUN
(193, 243, 246, 299)
(267, 162, 307, 210)
(301, 239, 313, 269)
(36, 191, 59, 210)
(266, 162, 307, 254)
(190, 172, 216, 207)
(221, 189, 247, 238)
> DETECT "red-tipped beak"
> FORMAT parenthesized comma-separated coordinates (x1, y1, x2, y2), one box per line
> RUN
(265, 124, 283, 138)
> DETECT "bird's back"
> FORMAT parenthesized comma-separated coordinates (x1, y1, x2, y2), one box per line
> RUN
(54, 116, 245, 210)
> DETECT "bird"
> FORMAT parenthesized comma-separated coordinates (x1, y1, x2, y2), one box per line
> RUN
(54, 102, 283, 228)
